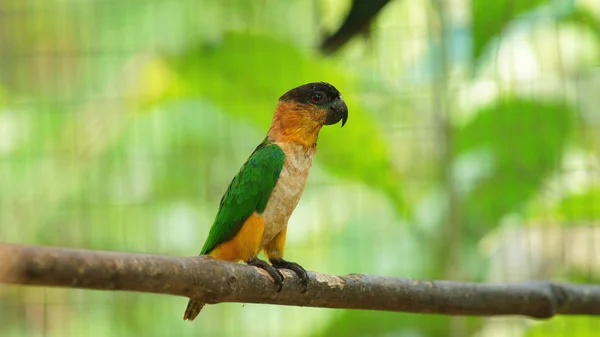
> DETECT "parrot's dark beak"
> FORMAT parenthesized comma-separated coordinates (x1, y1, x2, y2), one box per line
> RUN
(325, 97, 348, 127)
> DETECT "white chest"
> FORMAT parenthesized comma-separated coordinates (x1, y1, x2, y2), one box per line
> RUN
(260, 143, 315, 246)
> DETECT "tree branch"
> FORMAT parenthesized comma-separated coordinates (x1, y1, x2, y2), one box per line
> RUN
(1, 243, 599, 319)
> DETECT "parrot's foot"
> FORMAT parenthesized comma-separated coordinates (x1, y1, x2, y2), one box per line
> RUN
(247, 257, 284, 292)
(270, 258, 310, 293)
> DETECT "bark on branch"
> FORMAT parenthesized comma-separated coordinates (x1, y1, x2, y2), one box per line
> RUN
(1, 243, 599, 319)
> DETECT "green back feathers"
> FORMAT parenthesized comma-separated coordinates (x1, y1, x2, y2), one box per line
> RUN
(200, 139, 286, 255)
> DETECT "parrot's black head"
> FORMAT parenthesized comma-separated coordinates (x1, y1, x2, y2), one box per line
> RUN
(279, 82, 348, 127)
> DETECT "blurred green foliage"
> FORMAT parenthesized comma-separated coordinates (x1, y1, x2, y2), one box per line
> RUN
(552, 187, 600, 221)
(526, 316, 599, 337)
(0, 0, 599, 337)
(472, 0, 549, 62)
(457, 99, 575, 236)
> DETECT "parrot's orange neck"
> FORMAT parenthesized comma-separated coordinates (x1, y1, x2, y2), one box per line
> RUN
(267, 101, 324, 148)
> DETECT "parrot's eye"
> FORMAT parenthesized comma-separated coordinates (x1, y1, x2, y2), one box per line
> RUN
(309, 92, 327, 105)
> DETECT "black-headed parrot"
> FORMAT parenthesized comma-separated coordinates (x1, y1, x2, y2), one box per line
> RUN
(184, 82, 348, 321)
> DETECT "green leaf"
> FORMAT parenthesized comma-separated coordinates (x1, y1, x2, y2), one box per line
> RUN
(156, 32, 408, 215)
(456, 99, 575, 234)
(472, 0, 549, 61)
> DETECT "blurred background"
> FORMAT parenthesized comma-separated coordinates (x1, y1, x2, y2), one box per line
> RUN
(0, 0, 599, 336)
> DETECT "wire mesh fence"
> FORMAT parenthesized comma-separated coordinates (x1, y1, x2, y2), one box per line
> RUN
(0, 0, 599, 336)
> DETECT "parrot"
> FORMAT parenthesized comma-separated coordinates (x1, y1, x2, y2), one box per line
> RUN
(183, 82, 348, 321)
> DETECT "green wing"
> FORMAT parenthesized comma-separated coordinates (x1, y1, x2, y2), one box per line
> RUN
(200, 139, 285, 254)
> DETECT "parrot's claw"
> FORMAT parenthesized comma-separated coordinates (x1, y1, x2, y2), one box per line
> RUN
(270, 258, 310, 293)
(247, 257, 284, 292)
